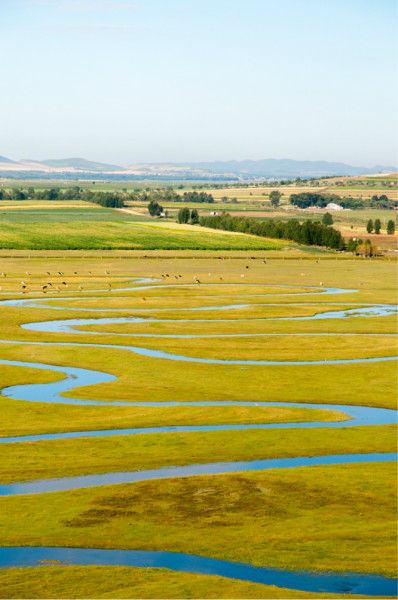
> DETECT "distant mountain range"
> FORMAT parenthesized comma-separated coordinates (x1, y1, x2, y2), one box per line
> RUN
(30, 157, 122, 172)
(0, 156, 395, 181)
(133, 159, 396, 179)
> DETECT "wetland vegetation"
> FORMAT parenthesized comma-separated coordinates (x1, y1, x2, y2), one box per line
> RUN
(0, 251, 396, 597)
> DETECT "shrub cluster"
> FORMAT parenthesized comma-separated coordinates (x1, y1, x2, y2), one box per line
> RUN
(347, 238, 380, 257)
(199, 213, 345, 250)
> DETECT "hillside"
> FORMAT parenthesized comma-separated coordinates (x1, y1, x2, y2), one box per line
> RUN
(36, 157, 122, 172)
(0, 156, 395, 180)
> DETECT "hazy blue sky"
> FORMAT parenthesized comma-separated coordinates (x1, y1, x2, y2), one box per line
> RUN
(1, 0, 396, 166)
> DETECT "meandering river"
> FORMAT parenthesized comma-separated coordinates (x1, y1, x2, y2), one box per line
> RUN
(0, 278, 396, 596)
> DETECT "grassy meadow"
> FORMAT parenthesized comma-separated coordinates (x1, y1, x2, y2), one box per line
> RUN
(0, 251, 396, 598)
(0, 566, 382, 600)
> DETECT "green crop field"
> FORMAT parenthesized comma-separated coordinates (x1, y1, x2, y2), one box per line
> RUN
(0, 252, 396, 598)
(0, 221, 288, 250)
(0, 209, 144, 224)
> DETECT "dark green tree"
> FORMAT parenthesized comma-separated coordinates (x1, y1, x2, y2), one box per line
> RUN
(190, 209, 199, 224)
(269, 190, 282, 207)
(387, 220, 395, 235)
(366, 219, 374, 234)
(148, 200, 163, 216)
(177, 207, 190, 224)
(374, 219, 381, 234)
(12, 188, 26, 200)
(322, 212, 333, 225)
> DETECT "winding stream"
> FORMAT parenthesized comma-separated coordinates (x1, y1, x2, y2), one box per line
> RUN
(0, 546, 395, 596)
(0, 279, 397, 596)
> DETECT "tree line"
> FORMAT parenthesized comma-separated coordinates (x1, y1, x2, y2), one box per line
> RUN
(366, 218, 395, 235)
(0, 187, 125, 208)
(338, 195, 394, 209)
(199, 213, 345, 250)
(144, 190, 214, 205)
(1, 186, 216, 208)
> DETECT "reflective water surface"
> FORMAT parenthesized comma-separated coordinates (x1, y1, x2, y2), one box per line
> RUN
(1, 279, 396, 593)
(0, 546, 396, 596)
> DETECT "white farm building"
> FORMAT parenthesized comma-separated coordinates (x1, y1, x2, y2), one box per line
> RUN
(326, 202, 344, 211)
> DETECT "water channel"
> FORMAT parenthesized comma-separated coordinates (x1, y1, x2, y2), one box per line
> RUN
(0, 279, 396, 595)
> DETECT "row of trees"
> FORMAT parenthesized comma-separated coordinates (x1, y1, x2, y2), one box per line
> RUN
(1, 186, 217, 207)
(339, 196, 395, 209)
(79, 191, 125, 208)
(181, 176, 327, 190)
(367, 219, 396, 234)
(143, 190, 215, 204)
(180, 191, 214, 203)
(141, 190, 179, 204)
(0, 186, 126, 207)
(199, 213, 345, 250)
